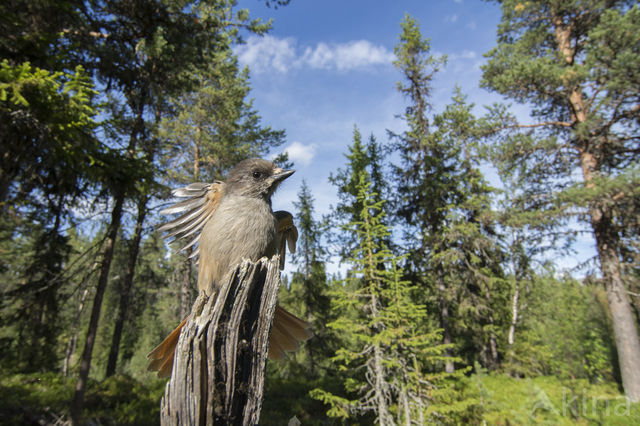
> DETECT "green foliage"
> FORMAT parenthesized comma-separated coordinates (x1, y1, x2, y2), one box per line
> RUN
(329, 126, 390, 262)
(481, 0, 640, 399)
(477, 374, 640, 425)
(0, 372, 165, 425)
(159, 46, 285, 183)
(504, 273, 617, 383)
(392, 14, 507, 373)
(314, 176, 476, 424)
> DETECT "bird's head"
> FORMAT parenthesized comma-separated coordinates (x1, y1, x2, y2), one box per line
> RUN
(225, 158, 295, 200)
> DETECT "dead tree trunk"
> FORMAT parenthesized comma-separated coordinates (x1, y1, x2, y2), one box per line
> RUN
(160, 256, 281, 426)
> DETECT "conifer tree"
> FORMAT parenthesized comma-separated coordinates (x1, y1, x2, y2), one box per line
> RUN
(0, 7, 103, 371)
(276, 180, 331, 375)
(311, 176, 457, 425)
(329, 125, 389, 262)
(481, 0, 640, 400)
(391, 15, 505, 371)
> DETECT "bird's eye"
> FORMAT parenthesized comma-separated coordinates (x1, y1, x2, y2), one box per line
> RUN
(252, 171, 262, 179)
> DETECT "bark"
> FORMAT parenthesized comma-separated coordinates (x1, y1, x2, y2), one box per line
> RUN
(438, 278, 455, 373)
(105, 195, 149, 378)
(591, 204, 640, 402)
(62, 264, 95, 377)
(507, 278, 519, 348)
(160, 257, 281, 425)
(367, 288, 393, 426)
(70, 191, 125, 424)
(552, 16, 640, 402)
(372, 344, 393, 426)
(180, 252, 194, 319)
(507, 238, 520, 350)
(484, 290, 499, 369)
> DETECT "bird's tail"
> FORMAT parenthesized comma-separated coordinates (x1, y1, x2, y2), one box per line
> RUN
(268, 306, 313, 360)
(147, 316, 188, 378)
(147, 306, 312, 378)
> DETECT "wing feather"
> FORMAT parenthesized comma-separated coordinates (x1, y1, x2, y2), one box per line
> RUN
(158, 181, 224, 257)
(274, 210, 298, 270)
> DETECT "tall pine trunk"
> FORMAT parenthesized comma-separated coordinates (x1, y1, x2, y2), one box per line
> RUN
(589, 199, 640, 401)
(579, 138, 640, 401)
(105, 195, 148, 377)
(553, 16, 640, 400)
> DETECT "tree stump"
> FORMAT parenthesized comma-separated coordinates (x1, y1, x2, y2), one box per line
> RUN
(160, 256, 281, 426)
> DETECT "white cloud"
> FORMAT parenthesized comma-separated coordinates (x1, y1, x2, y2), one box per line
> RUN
(236, 36, 395, 73)
(302, 40, 395, 71)
(235, 35, 297, 73)
(284, 141, 317, 166)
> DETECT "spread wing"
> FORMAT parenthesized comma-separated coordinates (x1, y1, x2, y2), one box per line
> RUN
(274, 210, 298, 270)
(157, 181, 224, 259)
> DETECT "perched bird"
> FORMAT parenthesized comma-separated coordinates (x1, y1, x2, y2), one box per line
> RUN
(147, 158, 311, 378)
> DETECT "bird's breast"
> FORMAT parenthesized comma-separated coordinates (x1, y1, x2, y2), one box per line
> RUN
(198, 195, 277, 294)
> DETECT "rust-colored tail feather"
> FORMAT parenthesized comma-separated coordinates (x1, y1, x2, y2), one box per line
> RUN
(268, 306, 313, 360)
(147, 306, 312, 377)
(147, 316, 188, 378)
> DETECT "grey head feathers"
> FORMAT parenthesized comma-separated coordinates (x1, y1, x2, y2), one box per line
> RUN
(225, 158, 295, 200)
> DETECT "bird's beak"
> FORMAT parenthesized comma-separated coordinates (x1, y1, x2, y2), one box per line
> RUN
(272, 168, 295, 183)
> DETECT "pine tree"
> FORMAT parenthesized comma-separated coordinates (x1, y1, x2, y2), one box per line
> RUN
(481, 0, 640, 400)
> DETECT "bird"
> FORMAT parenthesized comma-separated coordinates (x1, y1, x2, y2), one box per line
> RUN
(147, 158, 312, 378)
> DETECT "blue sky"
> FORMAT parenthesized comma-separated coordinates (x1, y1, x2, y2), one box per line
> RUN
(233, 0, 596, 275)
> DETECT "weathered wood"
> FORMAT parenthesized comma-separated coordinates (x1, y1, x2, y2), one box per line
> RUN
(160, 256, 281, 426)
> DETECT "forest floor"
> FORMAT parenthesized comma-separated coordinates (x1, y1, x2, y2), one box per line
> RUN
(1, 372, 639, 425)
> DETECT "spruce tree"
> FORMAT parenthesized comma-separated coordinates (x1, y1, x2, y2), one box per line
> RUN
(329, 125, 389, 262)
(392, 15, 505, 371)
(276, 180, 331, 375)
(311, 176, 457, 425)
(481, 0, 640, 400)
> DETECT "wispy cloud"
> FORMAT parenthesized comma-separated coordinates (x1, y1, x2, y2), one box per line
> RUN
(236, 36, 395, 73)
(302, 40, 395, 71)
(445, 14, 459, 23)
(449, 50, 477, 60)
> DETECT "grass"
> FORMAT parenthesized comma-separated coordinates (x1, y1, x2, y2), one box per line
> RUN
(475, 375, 640, 425)
(1, 371, 639, 425)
